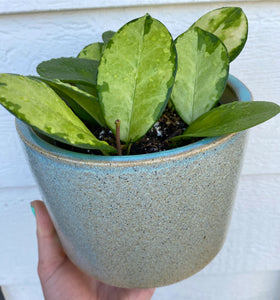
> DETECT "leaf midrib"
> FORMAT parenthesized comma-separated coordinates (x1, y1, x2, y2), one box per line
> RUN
(191, 31, 200, 124)
(127, 20, 146, 143)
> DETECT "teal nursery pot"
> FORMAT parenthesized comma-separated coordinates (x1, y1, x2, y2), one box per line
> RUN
(17, 75, 251, 288)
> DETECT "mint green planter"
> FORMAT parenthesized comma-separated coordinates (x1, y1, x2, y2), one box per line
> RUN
(17, 75, 251, 288)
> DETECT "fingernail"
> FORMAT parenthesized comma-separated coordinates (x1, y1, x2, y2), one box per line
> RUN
(31, 204, 36, 217)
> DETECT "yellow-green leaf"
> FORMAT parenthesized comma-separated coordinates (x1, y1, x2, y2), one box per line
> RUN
(97, 14, 177, 143)
(0, 74, 116, 152)
(191, 7, 248, 62)
(171, 27, 229, 125)
(31, 76, 106, 127)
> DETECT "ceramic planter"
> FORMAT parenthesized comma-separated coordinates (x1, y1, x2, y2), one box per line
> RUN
(16, 75, 251, 288)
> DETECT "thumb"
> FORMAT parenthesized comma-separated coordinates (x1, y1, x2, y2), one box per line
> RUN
(31, 200, 66, 283)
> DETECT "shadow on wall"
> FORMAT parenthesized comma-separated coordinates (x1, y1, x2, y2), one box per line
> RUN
(0, 287, 5, 300)
(153, 270, 280, 300)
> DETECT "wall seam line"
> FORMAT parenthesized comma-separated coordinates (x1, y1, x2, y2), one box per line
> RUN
(0, 0, 277, 16)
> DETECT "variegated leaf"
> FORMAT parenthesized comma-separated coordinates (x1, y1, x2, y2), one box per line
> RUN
(191, 7, 248, 62)
(31, 76, 106, 127)
(171, 27, 229, 125)
(97, 14, 177, 143)
(0, 74, 116, 153)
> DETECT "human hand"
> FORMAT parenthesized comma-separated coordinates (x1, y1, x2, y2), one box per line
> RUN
(31, 200, 155, 300)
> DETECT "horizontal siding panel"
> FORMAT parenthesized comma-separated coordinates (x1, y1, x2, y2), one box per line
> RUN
(154, 271, 280, 300)
(2, 271, 280, 300)
(2, 285, 44, 300)
(0, 110, 36, 189)
(0, 186, 40, 285)
(0, 0, 270, 15)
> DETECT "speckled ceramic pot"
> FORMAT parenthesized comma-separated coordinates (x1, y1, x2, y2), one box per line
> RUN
(17, 75, 251, 288)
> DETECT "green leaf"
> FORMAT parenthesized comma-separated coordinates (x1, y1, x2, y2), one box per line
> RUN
(173, 101, 280, 138)
(74, 83, 98, 98)
(102, 30, 115, 45)
(97, 14, 177, 143)
(77, 42, 104, 61)
(30, 76, 106, 127)
(77, 32, 116, 61)
(0, 73, 116, 153)
(191, 7, 248, 62)
(37, 57, 99, 86)
(171, 27, 229, 125)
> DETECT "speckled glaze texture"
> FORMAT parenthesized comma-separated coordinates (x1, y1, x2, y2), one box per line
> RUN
(17, 75, 251, 288)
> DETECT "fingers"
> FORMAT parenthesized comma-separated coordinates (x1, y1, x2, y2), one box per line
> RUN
(31, 200, 66, 283)
(123, 288, 155, 300)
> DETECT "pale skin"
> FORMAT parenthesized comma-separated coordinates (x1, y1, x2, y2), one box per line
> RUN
(31, 200, 155, 300)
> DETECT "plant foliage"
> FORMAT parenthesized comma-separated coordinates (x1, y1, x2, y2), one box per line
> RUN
(0, 7, 279, 155)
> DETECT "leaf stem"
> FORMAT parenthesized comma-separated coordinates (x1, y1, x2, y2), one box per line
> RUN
(115, 119, 122, 156)
(101, 150, 110, 156)
(127, 143, 132, 155)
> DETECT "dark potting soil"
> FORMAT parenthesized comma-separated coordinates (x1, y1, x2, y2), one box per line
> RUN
(92, 105, 201, 155)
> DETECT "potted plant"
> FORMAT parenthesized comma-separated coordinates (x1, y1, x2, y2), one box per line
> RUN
(0, 7, 279, 288)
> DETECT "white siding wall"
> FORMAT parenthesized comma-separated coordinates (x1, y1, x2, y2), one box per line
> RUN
(0, 1, 279, 299)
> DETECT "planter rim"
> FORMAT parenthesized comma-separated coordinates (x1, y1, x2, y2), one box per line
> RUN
(16, 74, 252, 167)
